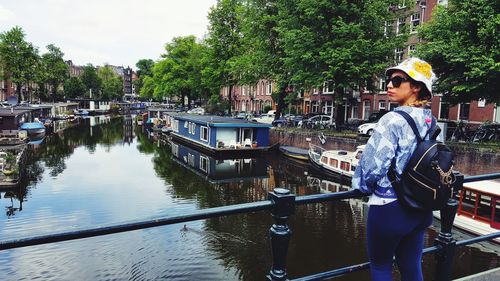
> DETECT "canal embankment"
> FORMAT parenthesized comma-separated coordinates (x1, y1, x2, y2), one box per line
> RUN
(270, 128, 500, 175)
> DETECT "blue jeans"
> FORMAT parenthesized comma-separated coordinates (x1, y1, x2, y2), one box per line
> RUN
(367, 200, 433, 281)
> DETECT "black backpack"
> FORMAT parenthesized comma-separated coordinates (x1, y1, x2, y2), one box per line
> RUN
(388, 111, 460, 211)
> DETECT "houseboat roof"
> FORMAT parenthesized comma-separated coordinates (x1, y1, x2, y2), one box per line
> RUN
(0, 108, 32, 117)
(173, 114, 272, 128)
(463, 180, 500, 196)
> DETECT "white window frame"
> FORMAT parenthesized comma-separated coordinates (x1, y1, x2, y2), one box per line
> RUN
(200, 156, 209, 173)
(188, 153, 195, 167)
(410, 13, 420, 33)
(408, 44, 416, 55)
(266, 81, 272, 95)
(397, 16, 406, 35)
(200, 126, 209, 141)
(395, 48, 404, 63)
(379, 101, 386, 110)
(173, 120, 179, 132)
(379, 77, 387, 93)
(478, 99, 486, 108)
(323, 80, 334, 94)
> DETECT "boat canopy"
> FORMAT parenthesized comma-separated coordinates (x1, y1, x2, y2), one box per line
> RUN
(20, 122, 45, 130)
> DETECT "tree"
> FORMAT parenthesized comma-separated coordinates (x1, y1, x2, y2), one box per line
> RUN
(416, 0, 499, 104)
(80, 64, 101, 98)
(41, 44, 69, 102)
(64, 77, 86, 99)
(98, 65, 123, 100)
(147, 36, 206, 106)
(273, 0, 404, 125)
(134, 58, 154, 94)
(206, 0, 245, 114)
(0, 26, 40, 101)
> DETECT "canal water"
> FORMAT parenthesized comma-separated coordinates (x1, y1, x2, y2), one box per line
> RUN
(0, 116, 498, 281)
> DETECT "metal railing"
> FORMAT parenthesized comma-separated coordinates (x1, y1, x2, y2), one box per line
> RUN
(1, 172, 500, 281)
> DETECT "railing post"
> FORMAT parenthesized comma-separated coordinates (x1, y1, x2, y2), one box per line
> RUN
(267, 188, 295, 281)
(434, 172, 464, 281)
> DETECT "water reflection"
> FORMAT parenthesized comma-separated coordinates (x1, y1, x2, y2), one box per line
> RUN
(0, 116, 497, 281)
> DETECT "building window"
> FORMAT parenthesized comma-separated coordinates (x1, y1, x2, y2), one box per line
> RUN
(440, 103, 450, 119)
(323, 80, 334, 93)
(324, 101, 333, 114)
(379, 101, 386, 110)
(267, 81, 272, 95)
(379, 77, 387, 92)
(408, 44, 416, 55)
(459, 103, 470, 120)
(384, 20, 394, 37)
(410, 13, 420, 33)
(200, 126, 208, 141)
(398, 0, 407, 9)
(478, 99, 486, 108)
(312, 101, 319, 113)
(397, 16, 406, 35)
(395, 48, 404, 63)
(200, 156, 209, 173)
(363, 100, 371, 120)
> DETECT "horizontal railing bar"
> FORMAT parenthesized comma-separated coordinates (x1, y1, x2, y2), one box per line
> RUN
(0, 200, 272, 251)
(456, 231, 500, 247)
(463, 173, 500, 183)
(295, 189, 364, 205)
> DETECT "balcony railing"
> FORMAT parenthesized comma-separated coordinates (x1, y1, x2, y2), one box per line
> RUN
(1, 172, 499, 280)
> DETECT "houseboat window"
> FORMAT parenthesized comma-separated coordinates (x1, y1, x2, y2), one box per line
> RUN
(189, 123, 196, 135)
(188, 153, 195, 167)
(321, 156, 328, 165)
(329, 158, 338, 168)
(460, 189, 477, 215)
(184, 121, 189, 128)
(173, 120, 179, 132)
(200, 156, 209, 173)
(201, 126, 209, 141)
(340, 161, 350, 171)
(476, 194, 493, 221)
(172, 143, 179, 157)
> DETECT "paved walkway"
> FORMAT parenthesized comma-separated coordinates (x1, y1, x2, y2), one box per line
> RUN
(455, 267, 500, 281)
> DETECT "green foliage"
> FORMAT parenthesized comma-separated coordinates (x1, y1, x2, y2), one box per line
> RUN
(81, 64, 102, 97)
(0, 26, 40, 100)
(145, 36, 209, 105)
(416, 0, 499, 104)
(64, 77, 86, 99)
(98, 65, 123, 100)
(134, 58, 154, 94)
(41, 44, 69, 101)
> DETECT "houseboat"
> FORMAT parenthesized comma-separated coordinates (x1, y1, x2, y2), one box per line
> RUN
(435, 180, 500, 243)
(169, 114, 272, 157)
(170, 140, 268, 184)
(308, 144, 365, 180)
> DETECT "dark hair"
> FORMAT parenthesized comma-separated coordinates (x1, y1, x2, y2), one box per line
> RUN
(408, 78, 431, 101)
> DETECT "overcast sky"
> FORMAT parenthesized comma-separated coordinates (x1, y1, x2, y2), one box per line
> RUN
(0, 0, 217, 69)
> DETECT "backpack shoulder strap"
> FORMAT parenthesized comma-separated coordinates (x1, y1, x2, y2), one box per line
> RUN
(393, 110, 422, 142)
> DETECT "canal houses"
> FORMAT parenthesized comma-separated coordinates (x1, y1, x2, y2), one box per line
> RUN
(169, 114, 272, 157)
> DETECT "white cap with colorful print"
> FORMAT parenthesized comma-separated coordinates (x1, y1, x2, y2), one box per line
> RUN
(385, 57, 436, 95)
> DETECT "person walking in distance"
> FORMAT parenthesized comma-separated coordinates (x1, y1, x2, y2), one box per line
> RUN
(352, 57, 437, 281)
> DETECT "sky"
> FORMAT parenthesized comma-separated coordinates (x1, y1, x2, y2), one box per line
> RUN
(0, 0, 217, 69)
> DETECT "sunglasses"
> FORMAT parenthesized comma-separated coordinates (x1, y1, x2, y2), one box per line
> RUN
(386, 76, 410, 88)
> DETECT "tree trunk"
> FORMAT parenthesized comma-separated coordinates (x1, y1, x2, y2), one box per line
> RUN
(275, 85, 287, 120)
(228, 84, 233, 116)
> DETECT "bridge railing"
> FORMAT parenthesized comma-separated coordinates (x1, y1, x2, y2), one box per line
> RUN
(1, 172, 499, 281)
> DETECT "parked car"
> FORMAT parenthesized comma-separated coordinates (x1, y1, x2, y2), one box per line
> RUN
(253, 110, 276, 124)
(298, 115, 335, 129)
(234, 112, 255, 120)
(272, 115, 304, 127)
(187, 107, 205, 115)
(357, 122, 378, 136)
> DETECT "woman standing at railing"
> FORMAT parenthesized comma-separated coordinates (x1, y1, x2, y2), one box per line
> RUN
(352, 57, 437, 281)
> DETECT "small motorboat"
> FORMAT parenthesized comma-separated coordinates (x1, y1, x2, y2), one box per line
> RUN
(308, 144, 365, 179)
(74, 109, 90, 115)
(19, 121, 46, 136)
(279, 145, 309, 162)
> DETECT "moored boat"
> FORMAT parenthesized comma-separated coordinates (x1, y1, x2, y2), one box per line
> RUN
(434, 180, 500, 243)
(308, 144, 365, 180)
(279, 145, 309, 162)
(74, 109, 89, 115)
(19, 121, 46, 136)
